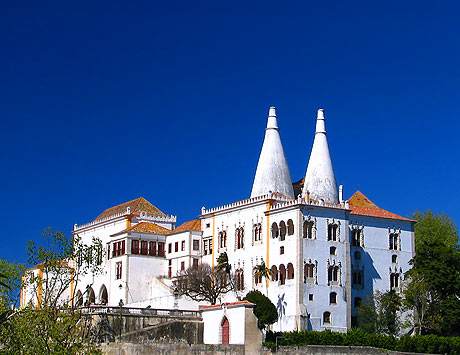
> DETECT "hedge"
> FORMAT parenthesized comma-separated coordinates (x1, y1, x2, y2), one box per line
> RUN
(265, 328, 460, 354)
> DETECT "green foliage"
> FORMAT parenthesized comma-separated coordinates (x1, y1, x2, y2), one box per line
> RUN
(0, 259, 24, 307)
(405, 211, 460, 335)
(216, 252, 231, 273)
(265, 329, 460, 354)
(356, 290, 402, 336)
(0, 229, 103, 354)
(243, 290, 277, 330)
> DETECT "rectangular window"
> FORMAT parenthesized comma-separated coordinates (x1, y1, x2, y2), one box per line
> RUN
(192, 258, 199, 269)
(158, 242, 165, 257)
(168, 243, 172, 254)
(149, 241, 157, 256)
(181, 261, 185, 270)
(280, 246, 284, 255)
(116, 262, 122, 279)
(132, 240, 139, 254)
(181, 240, 185, 251)
(203, 240, 208, 255)
(193, 239, 200, 251)
(121, 241, 125, 255)
(175, 242, 179, 252)
(141, 240, 148, 255)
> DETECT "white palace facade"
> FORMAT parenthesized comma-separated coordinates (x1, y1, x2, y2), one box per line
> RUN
(21, 107, 415, 333)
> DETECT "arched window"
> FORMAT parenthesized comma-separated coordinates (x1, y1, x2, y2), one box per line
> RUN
(303, 220, 315, 239)
(323, 311, 331, 325)
(392, 254, 398, 263)
(221, 316, 230, 344)
(75, 290, 83, 307)
(328, 265, 339, 285)
(254, 273, 263, 285)
(329, 292, 337, 304)
(86, 287, 95, 306)
(235, 269, 244, 291)
(271, 265, 278, 281)
(279, 221, 286, 241)
(287, 263, 294, 279)
(304, 263, 315, 283)
(330, 246, 337, 255)
(253, 223, 262, 242)
(219, 231, 227, 249)
(279, 264, 286, 285)
(236, 228, 244, 249)
(271, 223, 279, 239)
(99, 284, 108, 305)
(328, 223, 338, 241)
(287, 219, 294, 236)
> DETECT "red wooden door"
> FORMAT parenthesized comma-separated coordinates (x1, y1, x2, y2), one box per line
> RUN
(221, 317, 229, 344)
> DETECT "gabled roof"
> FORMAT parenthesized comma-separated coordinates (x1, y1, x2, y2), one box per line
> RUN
(94, 197, 165, 221)
(173, 219, 201, 233)
(123, 222, 171, 235)
(349, 191, 412, 221)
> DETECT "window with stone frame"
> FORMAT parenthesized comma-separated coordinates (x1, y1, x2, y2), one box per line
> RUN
(327, 220, 340, 242)
(327, 263, 340, 286)
(218, 231, 227, 249)
(235, 227, 245, 250)
(253, 223, 262, 243)
(303, 216, 316, 239)
(390, 272, 400, 290)
(304, 260, 317, 284)
(115, 262, 122, 280)
(181, 240, 185, 251)
(351, 227, 364, 247)
(141, 240, 148, 255)
(235, 269, 245, 290)
(193, 239, 200, 251)
(389, 230, 400, 250)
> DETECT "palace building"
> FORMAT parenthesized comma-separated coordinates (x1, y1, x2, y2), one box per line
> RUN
(21, 107, 415, 333)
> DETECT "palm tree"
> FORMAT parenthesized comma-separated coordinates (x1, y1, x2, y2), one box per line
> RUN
(216, 252, 231, 273)
(253, 261, 273, 296)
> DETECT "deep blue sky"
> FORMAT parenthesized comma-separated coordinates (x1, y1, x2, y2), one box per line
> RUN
(1, 1, 459, 265)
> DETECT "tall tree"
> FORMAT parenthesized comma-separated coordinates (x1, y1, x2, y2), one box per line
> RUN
(404, 210, 460, 335)
(0, 229, 102, 354)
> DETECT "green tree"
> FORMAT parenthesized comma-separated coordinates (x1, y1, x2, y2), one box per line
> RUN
(0, 260, 24, 327)
(216, 252, 231, 273)
(0, 229, 102, 354)
(404, 210, 460, 336)
(253, 261, 273, 296)
(356, 290, 402, 336)
(244, 290, 278, 330)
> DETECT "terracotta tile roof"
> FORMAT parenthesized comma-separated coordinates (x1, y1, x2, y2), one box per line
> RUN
(123, 222, 171, 235)
(200, 300, 255, 310)
(173, 219, 201, 233)
(349, 191, 412, 221)
(94, 197, 166, 221)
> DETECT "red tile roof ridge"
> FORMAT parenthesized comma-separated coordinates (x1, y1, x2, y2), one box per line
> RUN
(94, 197, 166, 222)
(200, 300, 255, 310)
(173, 219, 201, 233)
(118, 222, 172, 235)
(349, 191, 413, 222)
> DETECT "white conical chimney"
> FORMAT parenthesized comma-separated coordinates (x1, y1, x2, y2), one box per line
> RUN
(250, 107, 295, 199)
(303, 109, 338, 203)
